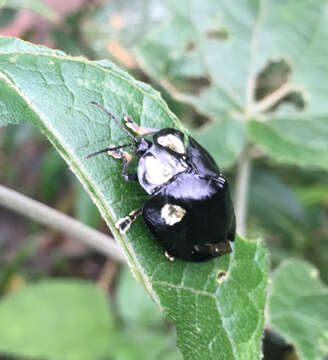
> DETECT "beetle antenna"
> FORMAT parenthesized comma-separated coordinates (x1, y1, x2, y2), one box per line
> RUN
(85, 143, 132, 159)
(90, 101, 137, 141)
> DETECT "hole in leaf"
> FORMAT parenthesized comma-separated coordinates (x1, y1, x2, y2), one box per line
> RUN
(217, 270, 228, 284)
(277, 91, 305, 111)
(185, 41, 196, 52)
(256, 59, 291, 100)
(193, 113, 211, 128)
(171, 77, 211, 97)
(255, 58, 305, 112)
(205, 28, 229, 41)
(185, 77, 211, 95)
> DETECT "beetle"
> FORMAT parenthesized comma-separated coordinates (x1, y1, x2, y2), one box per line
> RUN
(87, 101, 236, 262)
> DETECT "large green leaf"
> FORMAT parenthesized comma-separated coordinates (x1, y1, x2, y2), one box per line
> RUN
(248, 115, 328, 169)
(269, 259, 328, 360)
(0, 37, 268, 359)
(135, 0, 328, 169)
(249, 170, 306, 234)
(153, 234, 268, 360)
(0, 280, 114, 360)
(74, 180, 102, 229)
(82, 0, 165, 60)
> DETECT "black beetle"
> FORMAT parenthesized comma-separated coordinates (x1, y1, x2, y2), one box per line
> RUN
(87, 102, 236, 262)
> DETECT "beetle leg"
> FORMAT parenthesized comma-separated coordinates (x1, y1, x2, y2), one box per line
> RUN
(123, 115, 159, 135)
(115, 207, 143, 233)
(121, 151, 138, 182)
(107, 146, 138, 182)
(215, 241, 232, 256)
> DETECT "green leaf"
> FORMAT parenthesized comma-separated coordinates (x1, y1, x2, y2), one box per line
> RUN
(82, 0, 165, 60)
(249, 170, 306, 234)
(0, 280, 114, 360)
(39, 148, 68, 202)
(109, 329, 181, 360)
(135, 1, 244, 116)
(269, 259, 328, 360)
(74, 180, 102, 229)
(155, 235, 268, 360)
(294, 184, 328, 207)
(0, 37, 268, 359)
(135, 1, 328, 169)
(117, 266, 164, 328)
(248, 116, 328, 170)
(0, 8, 16, 28)
(192, 115, 246, 169)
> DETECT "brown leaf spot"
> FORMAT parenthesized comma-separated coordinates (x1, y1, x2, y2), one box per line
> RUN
(217, 270, 229, 284)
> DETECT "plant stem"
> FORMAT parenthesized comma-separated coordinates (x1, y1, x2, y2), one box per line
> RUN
(0, 184, 125, 263)
(235, 0, 264, 237)
(234, 148, 252, 237)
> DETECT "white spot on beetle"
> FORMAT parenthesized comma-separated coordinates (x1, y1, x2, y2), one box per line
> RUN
(106, 145, 127, 160)
(157, 134, 185, 154)
(145, 156, 173, 185)
(164, 251, 175, 261)
(161, 204, 186, 226)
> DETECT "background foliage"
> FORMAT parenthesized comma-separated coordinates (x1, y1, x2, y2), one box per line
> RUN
(0, 1, 327, 359)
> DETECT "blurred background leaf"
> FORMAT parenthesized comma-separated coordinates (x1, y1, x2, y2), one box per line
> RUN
(83, 0, 328, 169)
(116, 266, 164, 329)
(0, 280, 115, 360)
(269, 259, 328, 360)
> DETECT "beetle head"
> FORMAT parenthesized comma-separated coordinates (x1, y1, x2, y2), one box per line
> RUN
(135, 137, 152, 157)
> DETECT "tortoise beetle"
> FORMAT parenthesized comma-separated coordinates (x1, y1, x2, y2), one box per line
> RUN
(87, 102, 236, 262)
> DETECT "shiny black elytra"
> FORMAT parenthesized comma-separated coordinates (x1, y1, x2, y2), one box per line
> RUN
(87, 102, 236, 262)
